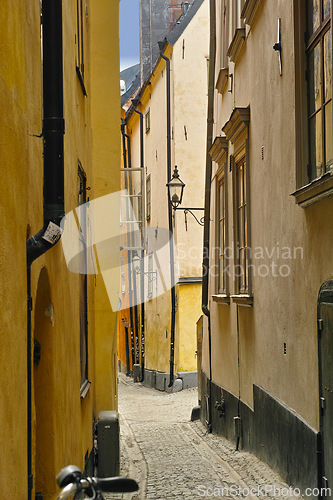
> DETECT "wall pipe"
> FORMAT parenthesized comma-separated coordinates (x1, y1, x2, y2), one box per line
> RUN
(132, 261, 140, 365)
(131, 100, 145, 379)
(158, 43, 176, 388)
(124, 323, 131, 376)
(121, 119, 136, 371)
(26, 0, 65, 498)
(201, 0, 216, 432)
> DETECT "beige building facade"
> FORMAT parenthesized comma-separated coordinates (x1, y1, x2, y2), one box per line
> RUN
(200, 0, 332, 494)
(119, 0, 209, 390)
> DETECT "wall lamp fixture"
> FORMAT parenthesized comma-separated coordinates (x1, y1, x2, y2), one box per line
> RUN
(132, 253, 158, 281)
(166, 166, 204, 230)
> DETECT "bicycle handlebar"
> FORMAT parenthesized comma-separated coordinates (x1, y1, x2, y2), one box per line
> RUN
(56, 465, 139, 499)
(57, 479, 90, 499)
(92, 477, 139, 493)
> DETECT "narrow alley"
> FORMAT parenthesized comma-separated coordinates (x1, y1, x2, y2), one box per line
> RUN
(107, 375, 296, 500)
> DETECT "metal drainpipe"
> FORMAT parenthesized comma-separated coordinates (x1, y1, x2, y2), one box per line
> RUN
(121, 119, 136, 372)
(201, 0, 216, 432)
(159, 45, 176, 388)
(132, 101, 145, 378)
(26, 0, 65, 497)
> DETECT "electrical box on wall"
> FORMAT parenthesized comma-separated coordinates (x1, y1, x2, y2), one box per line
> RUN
(234, 416, 241, 438)
(97, 411, 120, 478)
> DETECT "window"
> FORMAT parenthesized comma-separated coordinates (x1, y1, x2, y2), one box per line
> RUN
(146, 175, 151, 220)
(218, 176, 227, 294)
(138, 190, 142, 227)
(306, 0, 332, 180)
(78, 165, 89, 394)
(293, 0, 332, 206)
(148, 254, 153, 299)
(235, 158, 249, 293)
(221, 0, 230, 69)
(76, 0, 87, 95)
(227, 0, 246, 64)
(222, 107, 252, 305)
(216, 0, 230, 94)
(121, 255, 126, 294)
(236, 0, 246, 29)
(229, 0, 245, 37)
(145, 109, 150, 133)
(209, 136, 229, 304)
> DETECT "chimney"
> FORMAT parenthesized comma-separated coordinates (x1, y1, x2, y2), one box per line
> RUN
(139, 0, 194, 84)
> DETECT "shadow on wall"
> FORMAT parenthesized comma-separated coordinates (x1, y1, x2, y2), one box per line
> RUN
(33, 267, 57, 498)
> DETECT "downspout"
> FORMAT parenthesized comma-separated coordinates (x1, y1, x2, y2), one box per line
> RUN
(159, 43, 176, 388)
(236, 304, 241, 451)
(132, 100, 145, 376)
(124, 323, 131, 376)
(132, 270, 140, 365)
(121, 119, 136, 372)
(26, 0, 65, 498)
(202, 0, 216, 432)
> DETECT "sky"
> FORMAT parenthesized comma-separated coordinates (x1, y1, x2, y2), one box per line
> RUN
(119, 0, 140, 71)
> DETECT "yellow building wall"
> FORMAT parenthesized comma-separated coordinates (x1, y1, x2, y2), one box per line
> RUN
(176, 284, 202, 372)
(90, 0, 120, 415)
(0, 1, 40, 496)
(0, 1, 120, 498)
(126, 59, 172, 375)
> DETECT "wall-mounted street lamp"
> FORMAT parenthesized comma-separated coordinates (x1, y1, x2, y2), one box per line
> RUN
(166, 166, 204, 230)
(167, 166, 185, 208)
(132, 253, 157, 281)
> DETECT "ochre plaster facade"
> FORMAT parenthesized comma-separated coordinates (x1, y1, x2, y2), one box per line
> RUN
(0, 1, 120, 497)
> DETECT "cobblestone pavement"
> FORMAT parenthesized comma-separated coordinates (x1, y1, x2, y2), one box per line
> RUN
(105, 374, 296, 500)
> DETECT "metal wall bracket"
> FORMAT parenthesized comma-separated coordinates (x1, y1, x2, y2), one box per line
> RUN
(273, 18, 282, 75)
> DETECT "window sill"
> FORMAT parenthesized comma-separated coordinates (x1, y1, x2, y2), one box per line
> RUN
(209, 136, 228, 164)
(80, 379, 91, 399)
(216, 67, 229, 95)
(241, 0, 264, 27)
(212, 294, 230, 305)
(231, 294, 253, 306)
(227, 28, 246, 64)
(291, 172, 333, 207)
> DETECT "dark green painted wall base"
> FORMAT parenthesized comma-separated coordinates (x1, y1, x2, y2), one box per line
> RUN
(200, 371, 319, 496)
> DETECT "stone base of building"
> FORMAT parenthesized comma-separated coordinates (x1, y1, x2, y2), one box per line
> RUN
(200, 370, 319, 498)
(143, 369, 197, 392)
(118, 363, 197, 392)
(118, 361, 132, 377)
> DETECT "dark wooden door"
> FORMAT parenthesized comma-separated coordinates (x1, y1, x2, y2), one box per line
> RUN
(319, 281, 333, 488)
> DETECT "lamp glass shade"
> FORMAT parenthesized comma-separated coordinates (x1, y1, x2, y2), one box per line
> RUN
(167, 166, 185, 208)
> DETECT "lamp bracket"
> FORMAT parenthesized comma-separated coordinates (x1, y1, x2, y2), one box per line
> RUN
(173, 207, 204, 230)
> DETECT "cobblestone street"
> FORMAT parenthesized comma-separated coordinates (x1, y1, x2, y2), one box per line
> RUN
(106, 374, 295, 500)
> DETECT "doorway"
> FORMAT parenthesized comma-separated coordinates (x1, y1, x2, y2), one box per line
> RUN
(318, 280, 333, 489)
(33, 268, 56, 498)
